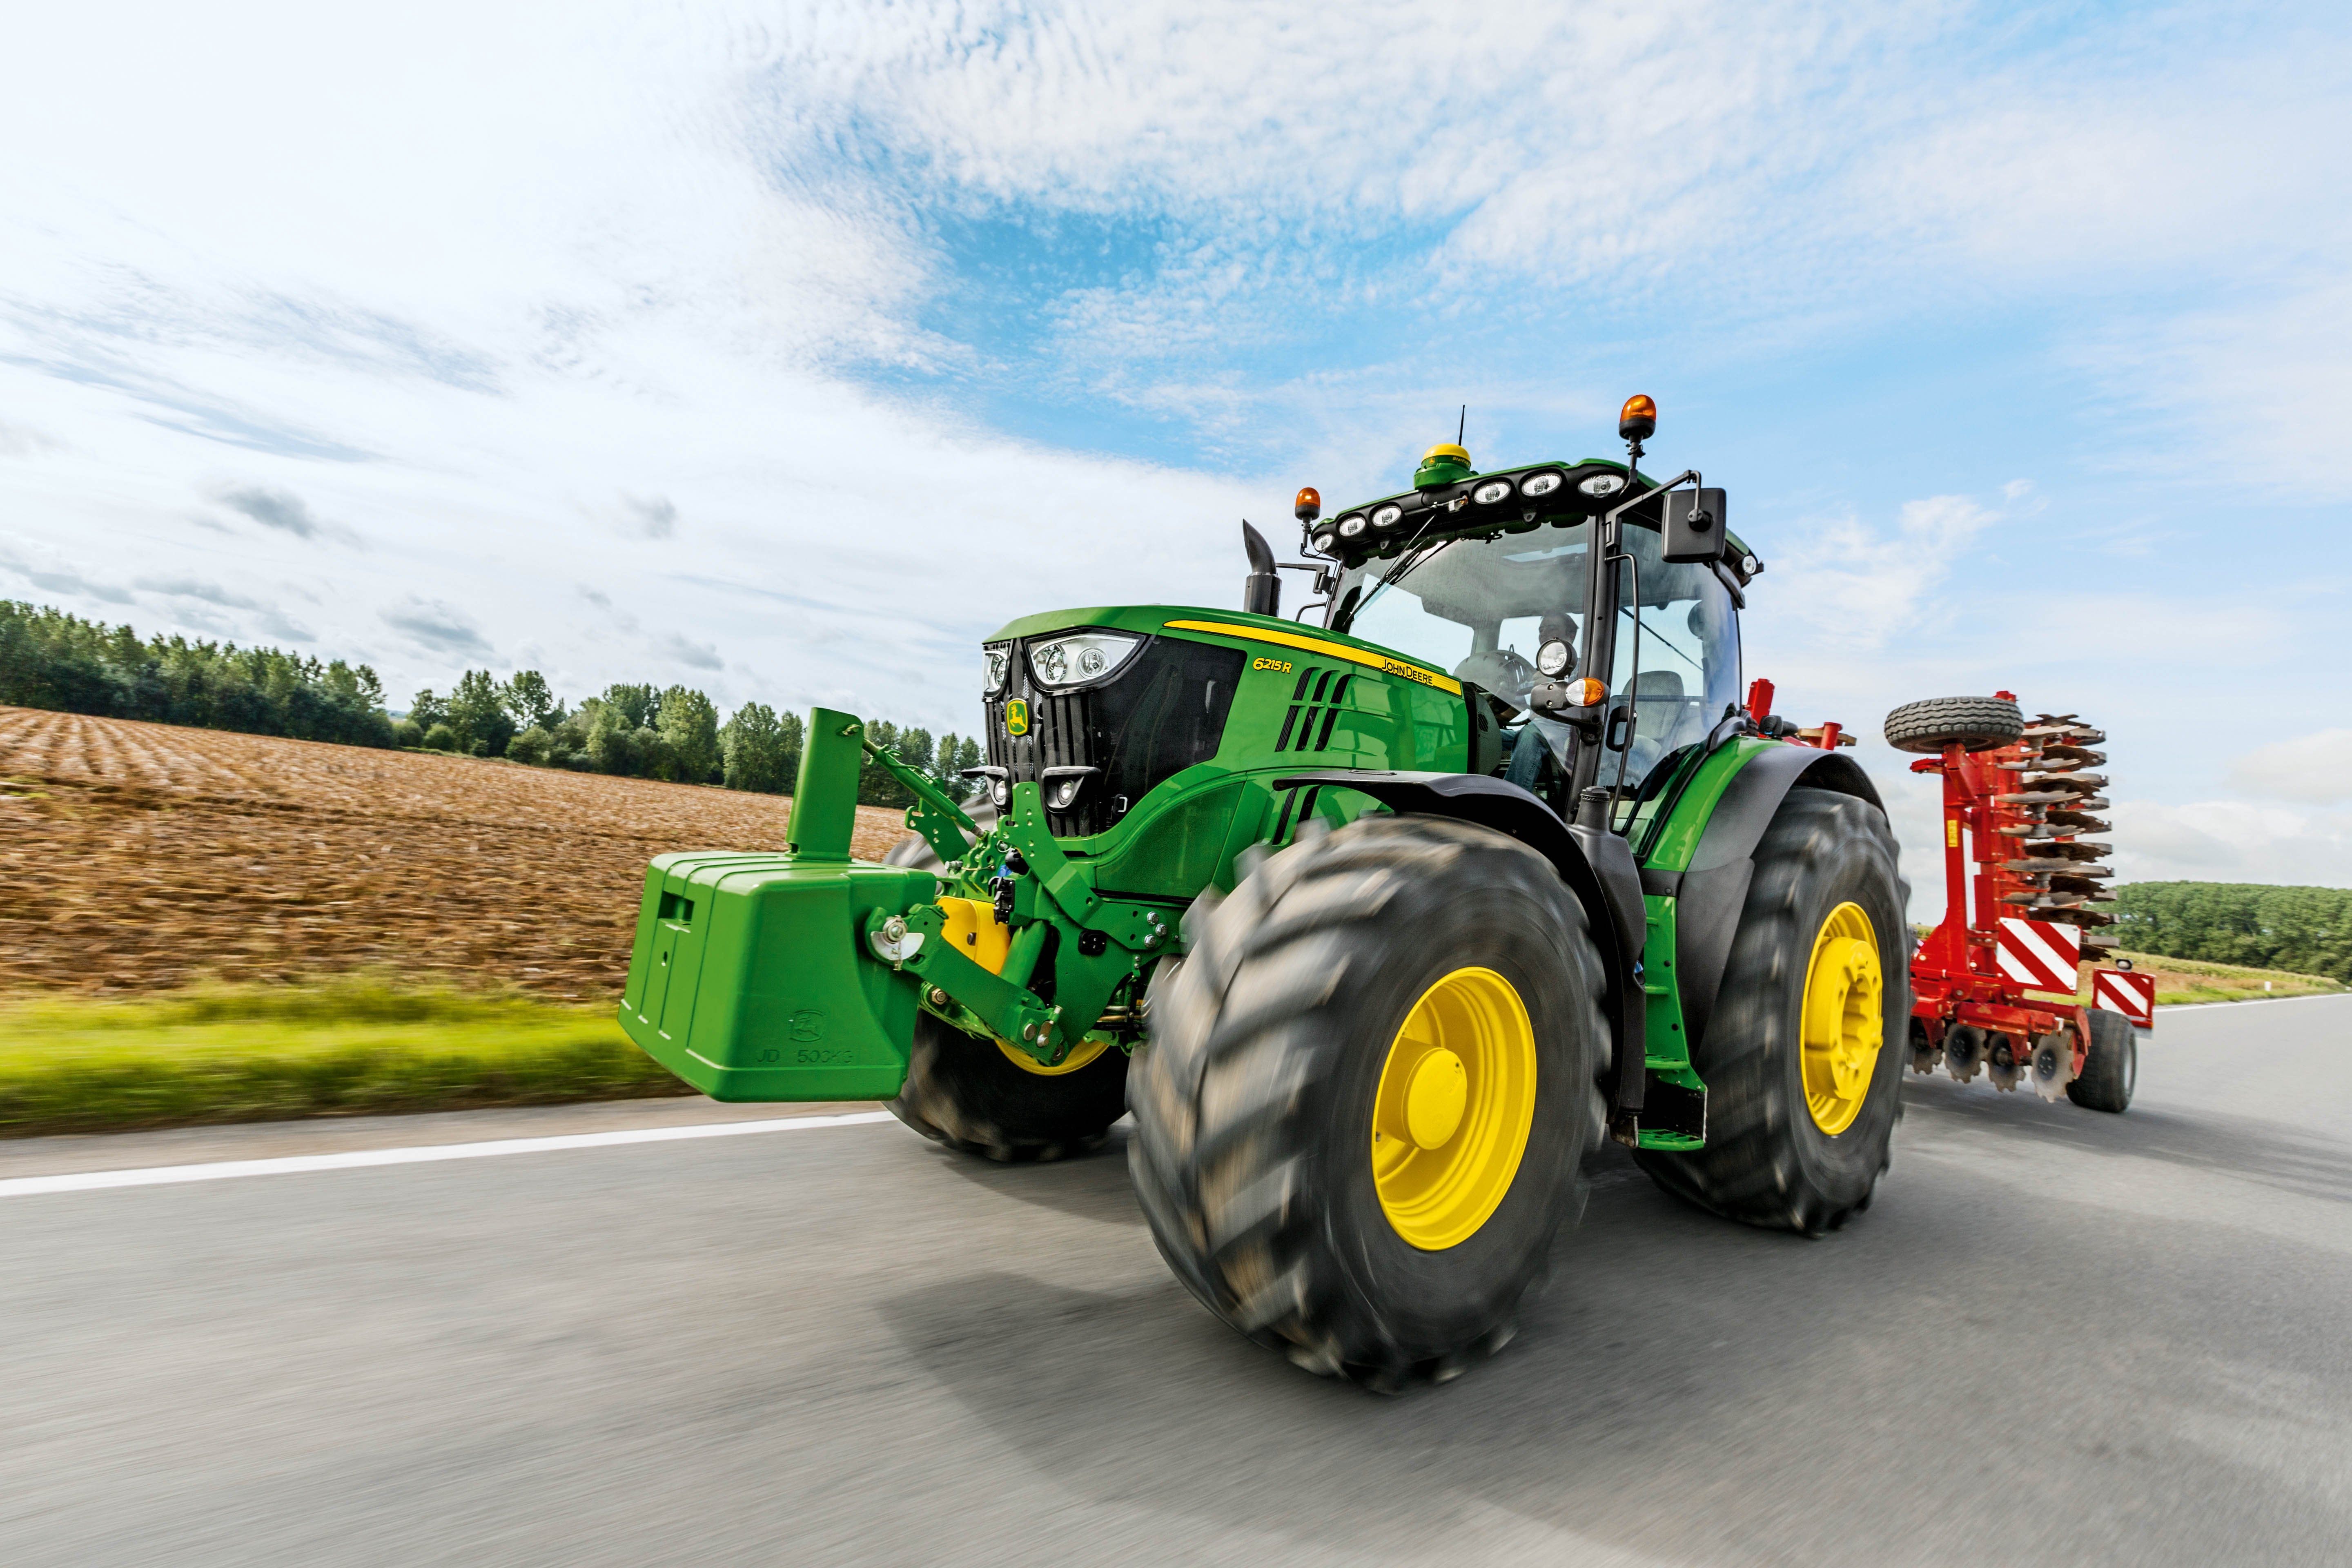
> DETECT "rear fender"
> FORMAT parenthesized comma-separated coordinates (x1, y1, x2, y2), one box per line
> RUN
(1643, 747, 1885, 1051)
(1273, 770, 1647, 1116)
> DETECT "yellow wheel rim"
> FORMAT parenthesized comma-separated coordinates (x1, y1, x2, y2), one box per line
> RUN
(1800, 902, 1885, 1135)
(996, 1035, 1113, 1076)
(1370, 967, 1537, 1251)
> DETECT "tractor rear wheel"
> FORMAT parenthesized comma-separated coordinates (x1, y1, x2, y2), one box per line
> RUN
(1883, 696, 2025, 755)
(1633, 787, 1909, 1235)
(2066, 1007, 2137, 1113)
(1128, 814, 1606, 1391)
(887, 1012, 1129, 1162)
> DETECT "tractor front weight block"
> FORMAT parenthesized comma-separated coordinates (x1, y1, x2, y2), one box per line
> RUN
(619, 851, 941, 1101)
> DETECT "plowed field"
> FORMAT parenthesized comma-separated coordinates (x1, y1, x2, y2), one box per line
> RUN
(0, 708, 910, 997)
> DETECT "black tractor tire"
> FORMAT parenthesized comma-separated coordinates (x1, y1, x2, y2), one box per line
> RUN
(1884, 696, 2025, 755)
(2066, 1007, 2137, 1113)
(1127, 814, 1607, 1392)
(1633, 787, 1910, 1236)
(887, 1011, 1129, 1162)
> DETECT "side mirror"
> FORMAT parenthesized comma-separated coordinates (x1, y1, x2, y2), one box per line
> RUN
(1660, 487, 1728, 563)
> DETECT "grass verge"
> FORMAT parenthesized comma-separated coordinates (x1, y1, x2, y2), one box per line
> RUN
(2103, 950, 2347, 1007)
(0, 976, 693, 1138)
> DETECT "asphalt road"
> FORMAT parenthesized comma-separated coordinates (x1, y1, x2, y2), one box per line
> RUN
(4, 998, 2349, 1566)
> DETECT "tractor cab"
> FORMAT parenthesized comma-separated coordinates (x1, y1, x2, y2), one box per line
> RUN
(1302, 403, 1761, 831)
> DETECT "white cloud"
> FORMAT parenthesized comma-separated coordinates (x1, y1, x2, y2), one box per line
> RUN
(2229, 729, 2352, 806)
(2108, 798, 2352, 888)
(1764, 492, 2005, 650)
(2078, 276, 2352, 500)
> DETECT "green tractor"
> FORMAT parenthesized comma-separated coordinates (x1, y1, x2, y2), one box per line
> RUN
(620, 396, 1909, 1390)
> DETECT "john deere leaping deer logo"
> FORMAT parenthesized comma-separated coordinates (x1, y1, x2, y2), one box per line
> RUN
(1004, 698, 1030, 736)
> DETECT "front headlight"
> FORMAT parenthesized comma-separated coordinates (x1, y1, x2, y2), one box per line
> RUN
(1472, 478, 1514, 506)
(1577, 472, 1626, 498)
(1336, 514, 1368, 538)
(1519, 471, 1564, 498)
(1029, 631, 1142, 689)
(983, 647, 1010, 696)
(1536, 639, 1572, 677)
(1370, 502, 1405, 529)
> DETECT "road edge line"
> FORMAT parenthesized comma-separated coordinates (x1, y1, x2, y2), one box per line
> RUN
(0, 1110, 900, 1199)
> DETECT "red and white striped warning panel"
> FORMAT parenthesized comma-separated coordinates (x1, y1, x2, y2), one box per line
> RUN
(1997, 917, 2081, 993)
(2094, 968, 2157, 1027)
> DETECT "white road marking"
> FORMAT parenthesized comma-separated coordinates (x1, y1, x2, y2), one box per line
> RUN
(0, 1110, 899, 1199)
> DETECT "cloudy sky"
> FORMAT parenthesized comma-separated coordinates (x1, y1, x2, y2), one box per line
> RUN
(4, 0, 2348, 905)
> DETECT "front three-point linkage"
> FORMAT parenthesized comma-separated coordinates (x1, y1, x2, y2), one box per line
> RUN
(855, 738, 1173, 1067)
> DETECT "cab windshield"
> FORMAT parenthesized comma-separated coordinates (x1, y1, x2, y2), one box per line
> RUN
(1330, 517, 1741, 793)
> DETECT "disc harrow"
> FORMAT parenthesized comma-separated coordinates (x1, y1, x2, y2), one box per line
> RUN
(1883, 692, 2147, 1109)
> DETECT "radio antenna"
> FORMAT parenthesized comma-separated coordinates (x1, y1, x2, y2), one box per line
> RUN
(1457, 405, 1466, 445)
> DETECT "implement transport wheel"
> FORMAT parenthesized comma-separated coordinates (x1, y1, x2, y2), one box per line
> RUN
(1883, 696, 2025, 755)
(2067, 1007, 2137, 1113)
(1634, 787, 1909, 1236)
(1128, 815, 1605, 1392)
(888, 1012, 1129, 1163)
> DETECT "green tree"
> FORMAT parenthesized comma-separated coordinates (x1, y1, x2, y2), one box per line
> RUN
(2111, 881, 2352, 981)
(600, 683, 659, 730)
(446, 669, 516, 757)
(584, 715, 639, 776)
(933, 733, 982, 790)
(857, 719, 913, 807)
(657, 686, 721, 784)
(408, 688, 448, 732)
(719, 702, 794, 794)
(503, 670, 558, 731)
(507, 724, 556, 766)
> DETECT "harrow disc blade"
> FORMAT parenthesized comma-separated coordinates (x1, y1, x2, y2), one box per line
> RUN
(1945, 1025, 1986, 1084)
(2026, 773, 2109, 793)
(2029, 1032, 2076, 1100)
(2044, 810, 2112, 833)
(2034, 906, 2116, 929)
(2021, 839, 2111, 862)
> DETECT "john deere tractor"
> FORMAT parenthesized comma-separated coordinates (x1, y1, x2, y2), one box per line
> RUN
(620, 396, 1909, 1390)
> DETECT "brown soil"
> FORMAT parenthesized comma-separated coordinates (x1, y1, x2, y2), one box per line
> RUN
(0, 708, 911, 998)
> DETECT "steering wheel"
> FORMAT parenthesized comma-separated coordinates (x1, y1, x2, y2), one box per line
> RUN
(1487, 647, 1537, 695)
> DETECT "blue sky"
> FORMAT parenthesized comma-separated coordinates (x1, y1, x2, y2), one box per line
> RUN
(3, 0, 2348, 902)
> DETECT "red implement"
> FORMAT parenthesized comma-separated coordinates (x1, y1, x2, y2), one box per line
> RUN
(1899, 694, 2145, 1099)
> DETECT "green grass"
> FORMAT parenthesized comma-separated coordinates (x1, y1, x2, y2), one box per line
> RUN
(0, 977, 693, 1138)
(2105, 950, 2348, 1007)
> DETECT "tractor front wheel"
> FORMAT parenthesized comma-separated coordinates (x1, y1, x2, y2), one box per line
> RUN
(1634, 786, 1909, 1235)
(1128, 815, 1606, 1391)
(887, 1012, 1129, 1162)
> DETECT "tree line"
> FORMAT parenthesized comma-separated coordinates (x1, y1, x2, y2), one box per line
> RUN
(2111, 882, 2352, 982)
(403, 671, 982, 805)
(0, 600, 982, 807)
(0, 599, 392, 747)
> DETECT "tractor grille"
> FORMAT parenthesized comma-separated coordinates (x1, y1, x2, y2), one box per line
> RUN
(985, 635, 1243, 836)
